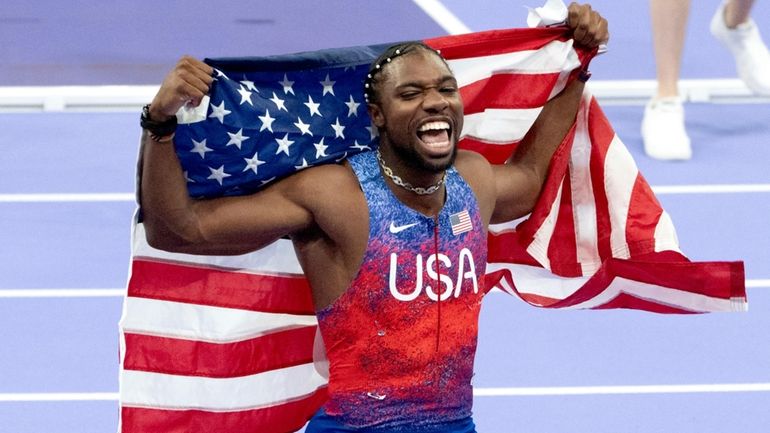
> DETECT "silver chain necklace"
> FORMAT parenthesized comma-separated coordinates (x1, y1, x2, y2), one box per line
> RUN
(376, 149, 446, 195)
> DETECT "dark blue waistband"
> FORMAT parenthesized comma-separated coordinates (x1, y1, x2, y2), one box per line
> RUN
(305, 409, 477, 433)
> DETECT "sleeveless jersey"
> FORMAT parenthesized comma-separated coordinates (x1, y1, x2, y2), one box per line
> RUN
(315, 151, 487, 429)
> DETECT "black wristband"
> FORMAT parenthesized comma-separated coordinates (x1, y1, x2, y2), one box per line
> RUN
(140, 104, 177, 140)
(577, 68, 592, 83)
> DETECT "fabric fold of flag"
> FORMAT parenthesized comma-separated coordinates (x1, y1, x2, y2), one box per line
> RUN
(118, 25, 746, 433)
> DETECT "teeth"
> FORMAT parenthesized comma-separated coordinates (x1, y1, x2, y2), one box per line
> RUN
(418, 121, 450, 132)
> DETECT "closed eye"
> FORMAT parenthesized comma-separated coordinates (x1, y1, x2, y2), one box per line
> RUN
(399, 91, 420, 99)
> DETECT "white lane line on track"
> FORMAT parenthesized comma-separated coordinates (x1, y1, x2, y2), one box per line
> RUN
(651, 184, 770, 194)
(3, 383, 770, 402)
(0, 289, 125, 298)
(1, 184, 770, 203)
(0, 393, 119, 402)
(0, 193, 134, 202)
(474, 383, 770, 396)
(0, 280, 767, 298)
(411, 0, 472, 35)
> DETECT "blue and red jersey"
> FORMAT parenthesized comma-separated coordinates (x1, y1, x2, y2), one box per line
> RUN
(315, 151, 487, 430)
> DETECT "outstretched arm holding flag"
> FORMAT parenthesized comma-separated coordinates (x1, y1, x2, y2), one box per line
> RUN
(119, 2, 743, 432)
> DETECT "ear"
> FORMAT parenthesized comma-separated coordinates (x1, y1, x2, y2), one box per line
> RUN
(367, 103, 386, 128)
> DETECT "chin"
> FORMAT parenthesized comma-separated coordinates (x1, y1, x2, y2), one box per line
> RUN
(413, 146, 458, 173)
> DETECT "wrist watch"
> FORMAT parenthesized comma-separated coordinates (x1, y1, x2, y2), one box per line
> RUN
(140, 104, 177, 141)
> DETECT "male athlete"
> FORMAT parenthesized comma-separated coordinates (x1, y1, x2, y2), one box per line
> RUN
(138, 3, 608, 431)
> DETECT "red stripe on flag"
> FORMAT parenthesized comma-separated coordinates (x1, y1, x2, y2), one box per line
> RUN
(587, 98, 620, 260)
(460, 73, 562, 113)
(587, 120, 613, 262)
(120, 387, 328, 433)
(123, 326, 317, 378)
(459, 138, 517, 164)
(595, 293, 700, 314)
(546, 173, 582, 277)
(128, 259, 314, 314)
(512, 124, 576, 246)
(546, 258, 745, 311)
(626, 176, 665, 256)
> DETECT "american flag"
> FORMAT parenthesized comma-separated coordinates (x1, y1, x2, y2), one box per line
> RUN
(119, 26, 747, 433)
(450, 209, 473, 236)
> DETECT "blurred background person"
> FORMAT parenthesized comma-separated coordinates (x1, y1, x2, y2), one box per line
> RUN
(642, 0, 770, 160)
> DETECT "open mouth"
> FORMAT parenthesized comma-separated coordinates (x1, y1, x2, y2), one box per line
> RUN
(416, 120, 453, 155)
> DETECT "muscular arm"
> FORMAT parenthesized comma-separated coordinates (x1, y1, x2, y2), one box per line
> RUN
(490, 2, 608, 224)
(140, 130, 314, 254)
(139, 57, 314, 254)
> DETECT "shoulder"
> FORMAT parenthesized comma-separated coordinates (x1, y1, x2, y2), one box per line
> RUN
(453, 150, 496, 224)
(276, 162, 360, 199)
(455, 149, 493, 174)
(454, 149, 495, 191)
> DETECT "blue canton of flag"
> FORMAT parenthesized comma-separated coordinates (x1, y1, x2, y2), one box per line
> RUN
(450, 209, 473, 236)
(173, 44, 392, 198)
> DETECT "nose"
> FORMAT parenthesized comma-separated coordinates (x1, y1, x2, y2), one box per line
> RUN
(422, 88, 448, 112)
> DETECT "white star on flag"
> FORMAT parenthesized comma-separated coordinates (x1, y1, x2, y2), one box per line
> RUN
(208, 101, 231, 123)
(190, 138, 213, 158)
(294, 117, 313, 136)
(275, 133, 294, 156)
(237, 86, 254, 106)
(331, 117, 345, 139)
(351, 140, 370, 151)
(270, 92, 287, 111)
(243, 152, 266, 174)
(345, 95, 360, 117)
(259, 109, 275, 132)
(207, 165, 231, 185)
(366, 124, 379, 141)
(304, 95, 322, 117)
(240, 79, 258, 91)
(320, 73, 336, 96)
(313, 137, 328, 158)
(294, 158, 309, 170)
(280, 74, 295, 95)
(226, 129, 249, 149)
(213, 68, 229, 80)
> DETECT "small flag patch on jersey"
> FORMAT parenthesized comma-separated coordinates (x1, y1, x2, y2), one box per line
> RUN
(450, 210, 473, 236)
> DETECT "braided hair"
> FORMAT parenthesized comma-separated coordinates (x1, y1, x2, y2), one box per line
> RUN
(363, 41, 447, 104)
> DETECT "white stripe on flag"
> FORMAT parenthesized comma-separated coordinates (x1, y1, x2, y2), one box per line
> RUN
(120, 363, 326, 410)
(653, 210, 682, 254)
(570, 93, 601, 275)
(526, 183, 564, 270)
(448, 40, 581, 88)
(461, 107, 542, 143)
(120, 297, 317, 343)
(604, 134, 637, 259)
(565, 276, 743, 312)
(486, 262, 589, 300)
(133, 224, 304, 275)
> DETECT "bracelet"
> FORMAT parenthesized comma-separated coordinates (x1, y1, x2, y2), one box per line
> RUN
(577, 68, 592, 83)
(140, 104, 177, 141)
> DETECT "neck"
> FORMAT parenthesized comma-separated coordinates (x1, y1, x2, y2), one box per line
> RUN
(375, 148, 447, 216)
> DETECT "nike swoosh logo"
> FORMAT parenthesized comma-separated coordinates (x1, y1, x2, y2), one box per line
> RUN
(389, 222, 419, 234)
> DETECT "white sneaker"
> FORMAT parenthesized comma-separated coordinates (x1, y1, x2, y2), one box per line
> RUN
(641, 97, 692, 161)
(710, 1, 770, 95)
